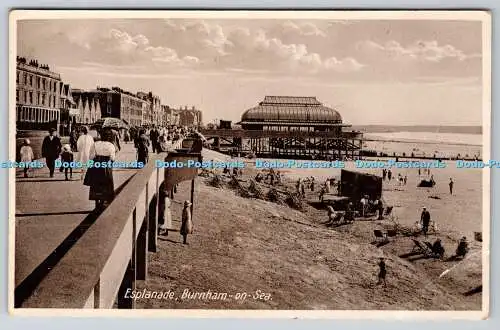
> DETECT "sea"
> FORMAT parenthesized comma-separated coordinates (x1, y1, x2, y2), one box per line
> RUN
(205, 131, 485, 181)
(364, 132, 483, 146)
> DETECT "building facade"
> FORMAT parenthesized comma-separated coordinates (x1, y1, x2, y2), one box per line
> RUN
(137, 91, 162, 126)
(59, 83, 79, 134)
(93, 87, 147, 127)
(175, 106, 203, 127)
(16, 57, 62, 130)
(71, 89, 102, 125)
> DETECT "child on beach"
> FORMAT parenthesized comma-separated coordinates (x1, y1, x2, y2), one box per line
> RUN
(377, 257, 387, 287)
(19, 138, 34, 178)
(60, 144, 74, 180)
(180, 200, 193, 245)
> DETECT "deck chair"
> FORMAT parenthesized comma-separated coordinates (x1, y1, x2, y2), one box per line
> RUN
(374, 230, 389, 243)
(411, 239, 433, 256)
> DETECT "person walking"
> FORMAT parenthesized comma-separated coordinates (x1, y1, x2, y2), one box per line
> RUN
(377, 257, 387, 287)
(387, 169, 392, 181)
(421, 207, 431, 237)
(19, 138, 34, 178)
(150, 126, 159, 153)
(77, 126, 95, 180)
(83, 130, 116, 209)
(180, 200, 193, 245)
(69, 129, 78, 152)
(135, 128, 150, 165)
(449, 178, 454, 195)
(41, 128, 62, 178)
(60, 144, 74, 181)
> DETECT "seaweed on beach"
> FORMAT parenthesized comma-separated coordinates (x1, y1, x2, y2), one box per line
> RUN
(267, 188, 284, 205)
(228, 176, 251, 198)
(285, 192, 305, 211)
(208, 174, 225, 188)
(248, 179, 265, 199)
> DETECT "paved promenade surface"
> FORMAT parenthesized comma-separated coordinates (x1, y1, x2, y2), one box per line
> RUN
(15, 142, 139, 288)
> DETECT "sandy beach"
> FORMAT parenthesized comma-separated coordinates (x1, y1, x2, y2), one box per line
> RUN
(135, 140, 484, 310)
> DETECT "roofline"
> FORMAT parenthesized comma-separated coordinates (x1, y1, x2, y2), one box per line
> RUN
(237, 121, 350, 127)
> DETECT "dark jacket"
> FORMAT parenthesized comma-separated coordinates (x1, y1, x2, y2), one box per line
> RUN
(42, 136, 62, 159)
(421, 210, 431, 225)
(135, 134, 150, 154)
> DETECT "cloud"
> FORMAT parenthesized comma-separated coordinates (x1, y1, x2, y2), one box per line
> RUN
(223, 28, 363, 74)
(101, 28, 200, 67)
(281, 21, 327, 37)
(356, 39, 480, 63)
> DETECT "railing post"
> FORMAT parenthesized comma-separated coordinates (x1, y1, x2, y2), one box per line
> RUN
(149, 168, 159, 252)
(137, 184, 148, 280)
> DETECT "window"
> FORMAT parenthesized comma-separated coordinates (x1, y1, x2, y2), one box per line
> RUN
(37, 77, 41, 88)
(16, 73, 19, 83)
(42, 94, 46, 105)
(29, 91, 33, 104)
(16, 90, 19, 102)
(29, 75, 32, 86)
(42, 79, 46, 90)
(24, 91, 27, 103)
(37, 92, 40, 104)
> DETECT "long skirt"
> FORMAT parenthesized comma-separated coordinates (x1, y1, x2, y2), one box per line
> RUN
(84, 166, 115, 201)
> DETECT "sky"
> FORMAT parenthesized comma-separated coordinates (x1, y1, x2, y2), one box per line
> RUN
(17, 18, 484, 126)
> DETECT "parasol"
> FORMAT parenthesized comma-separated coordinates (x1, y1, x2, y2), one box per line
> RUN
(91, 117, 129, 130)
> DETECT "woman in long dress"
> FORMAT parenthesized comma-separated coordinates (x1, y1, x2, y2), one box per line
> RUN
(159, 197, 172, 236)
(77, 126, 95, 180)
(83, 130, 116, 209)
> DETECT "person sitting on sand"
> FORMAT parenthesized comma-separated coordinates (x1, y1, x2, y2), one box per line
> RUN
(345, 202, 355, 222)
(432, 238, 445, 258)
(455, 236, 469, 259)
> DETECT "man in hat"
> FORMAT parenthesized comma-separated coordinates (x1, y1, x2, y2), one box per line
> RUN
(42, 128, 62, 178)
(420, 207, 431, 237)
(180, 200, 193, 245)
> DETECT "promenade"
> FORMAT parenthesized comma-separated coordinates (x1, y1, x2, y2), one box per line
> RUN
(14, 142, 139, 293)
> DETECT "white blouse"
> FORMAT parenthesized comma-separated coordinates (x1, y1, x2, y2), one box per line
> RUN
(90, 141, 116, 161)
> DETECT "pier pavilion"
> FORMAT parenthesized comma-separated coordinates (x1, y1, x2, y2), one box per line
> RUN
(203, 96, 363, 160)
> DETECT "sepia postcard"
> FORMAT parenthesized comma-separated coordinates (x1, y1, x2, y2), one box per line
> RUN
(8, 10, 491, 319)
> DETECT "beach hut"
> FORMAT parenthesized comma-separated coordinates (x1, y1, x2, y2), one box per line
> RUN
(339, 169, 383, 201)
